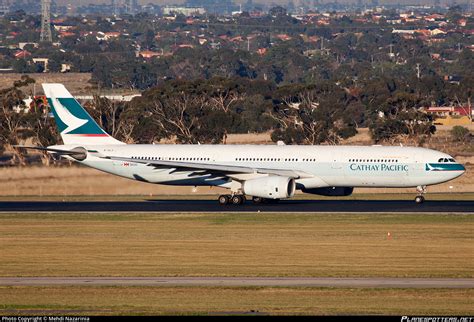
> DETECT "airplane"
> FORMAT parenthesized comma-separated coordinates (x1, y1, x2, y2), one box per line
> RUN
(18, 83, 466, 205)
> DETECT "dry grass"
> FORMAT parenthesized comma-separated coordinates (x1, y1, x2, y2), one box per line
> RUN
(0, 73, 93, 95)
(0, 165, 221, 196)
(0, 286, 472, 315)
(0, 212, 472, 278)
(224, 132, 274, 144)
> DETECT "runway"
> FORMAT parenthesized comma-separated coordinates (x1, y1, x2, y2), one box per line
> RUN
(0, 277, 472, 288)
(0, 199, 473, 213)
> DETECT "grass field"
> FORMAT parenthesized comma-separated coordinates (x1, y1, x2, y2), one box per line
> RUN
(1, 211, 472, 315)
(1, 286, 472, 315)
(0, 212, 472, 278)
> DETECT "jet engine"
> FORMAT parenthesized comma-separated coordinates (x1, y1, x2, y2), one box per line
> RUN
(302, 187, 354, 196)
(243, 176, 296, 199)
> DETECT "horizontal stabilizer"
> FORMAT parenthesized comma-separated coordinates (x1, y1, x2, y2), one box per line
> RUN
(14, 145, 87, 161)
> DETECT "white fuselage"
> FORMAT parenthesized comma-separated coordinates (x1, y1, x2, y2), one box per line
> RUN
(53, 144, 465, 190)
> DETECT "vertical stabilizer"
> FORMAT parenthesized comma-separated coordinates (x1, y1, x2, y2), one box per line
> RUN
(43, 83, 124, 145)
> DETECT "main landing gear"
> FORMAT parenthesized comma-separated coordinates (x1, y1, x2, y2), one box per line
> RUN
(415, 186, 427, 204)
(217, 195, 279, 205)
(218, 194, 246, 205)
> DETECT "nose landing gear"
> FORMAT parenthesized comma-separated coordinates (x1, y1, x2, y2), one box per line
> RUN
(415, 195, 425, 204)
(415, 186, 427, 204)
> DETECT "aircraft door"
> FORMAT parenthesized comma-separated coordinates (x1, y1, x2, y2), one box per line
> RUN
(331, 151, 342, 170)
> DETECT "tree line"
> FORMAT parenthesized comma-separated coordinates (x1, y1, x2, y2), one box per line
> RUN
(2, 75, 456, 165)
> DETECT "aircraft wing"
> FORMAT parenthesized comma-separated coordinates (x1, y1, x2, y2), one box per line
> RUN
(103, 155, 313, 179)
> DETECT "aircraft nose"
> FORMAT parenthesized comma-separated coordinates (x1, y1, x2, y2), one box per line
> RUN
(450, 163, 466, 179)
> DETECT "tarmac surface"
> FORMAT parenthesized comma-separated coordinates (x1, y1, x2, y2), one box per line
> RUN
(0, 199, 473, 213)
(0, 277, 472, 288)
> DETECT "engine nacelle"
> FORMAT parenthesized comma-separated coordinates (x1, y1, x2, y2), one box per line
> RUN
(302, 187, 354, 197)
(243, 176, 296, 199)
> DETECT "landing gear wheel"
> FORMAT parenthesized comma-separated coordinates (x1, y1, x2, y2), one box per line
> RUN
(231, 195, 244, 205)
(252, 197, 264, 204)
(415, 196, 425, 204)
(218, 194, 230, 205)
(415, 186, 427, 204)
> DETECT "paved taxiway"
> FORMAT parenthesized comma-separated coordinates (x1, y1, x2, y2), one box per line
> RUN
(0, 200, 473, 212)
(0, 277, 472, 288)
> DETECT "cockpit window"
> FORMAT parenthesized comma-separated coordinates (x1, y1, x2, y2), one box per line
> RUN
(438, 158, 456, 163)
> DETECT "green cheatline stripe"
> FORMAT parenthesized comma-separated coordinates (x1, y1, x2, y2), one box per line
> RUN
(426, 163, 465, 171)
(88, 150, 98, 153)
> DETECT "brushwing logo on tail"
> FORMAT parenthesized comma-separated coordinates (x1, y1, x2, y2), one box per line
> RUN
(51, 97, 88, 134)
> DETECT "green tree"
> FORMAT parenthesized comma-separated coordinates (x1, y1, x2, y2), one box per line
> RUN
(124, 79, 234, 144)
(369, 108, 435, 145)
(269, 83, 357, 145)
(23, 98, 60, 165)
(0, 76, 35, 164)
(451, 126, 471, 143)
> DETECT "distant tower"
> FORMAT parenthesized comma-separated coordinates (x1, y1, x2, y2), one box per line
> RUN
(133, 0, 139, 13)
(124, 0, 138, 14)
(124, 0, 130, 14)
(40, 0, 52, 42)
(0, 0, 10, 16)
(112, 0, 122, 15)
